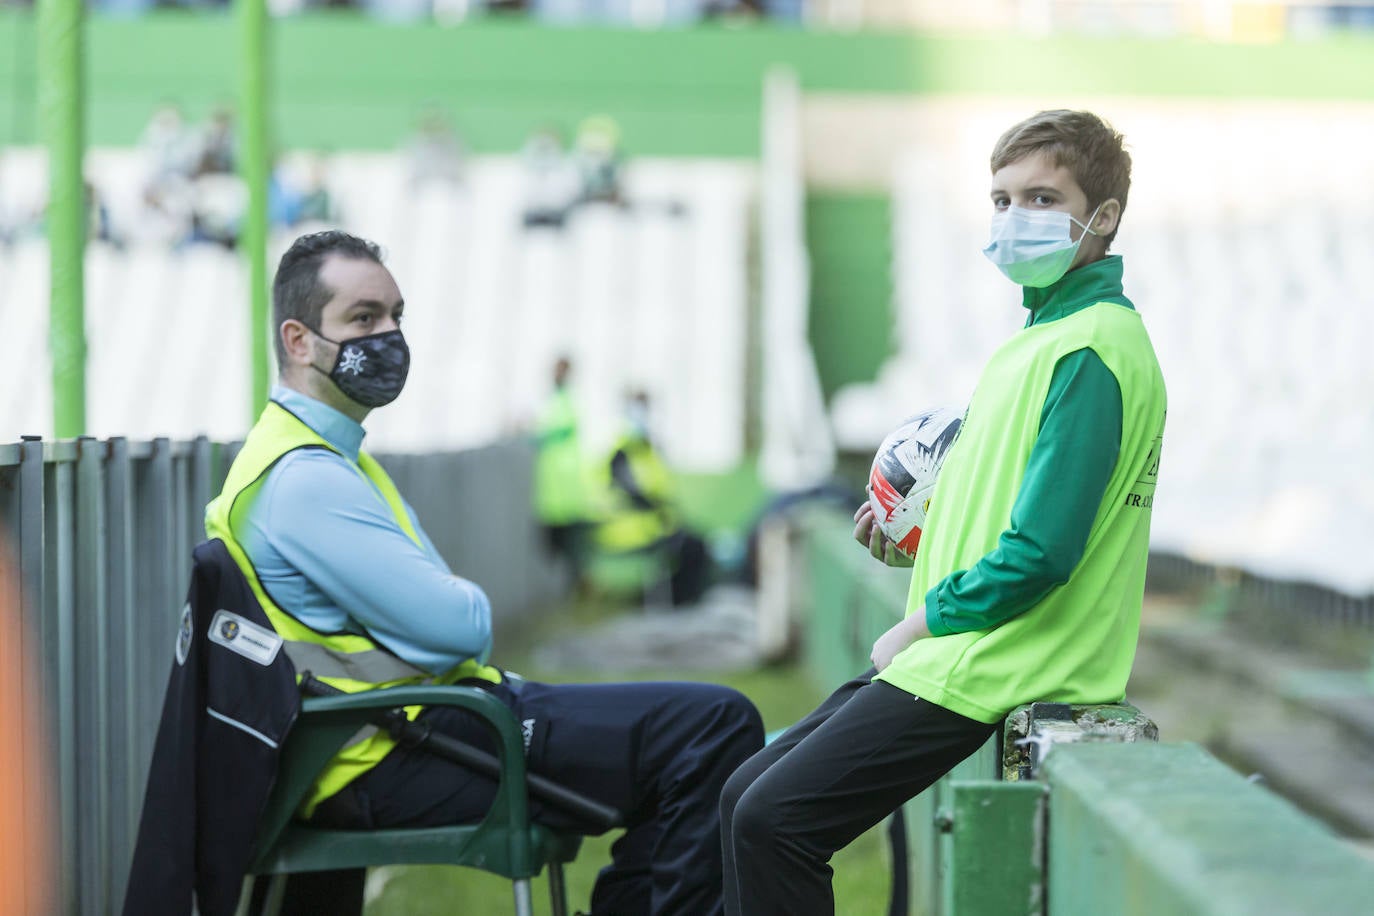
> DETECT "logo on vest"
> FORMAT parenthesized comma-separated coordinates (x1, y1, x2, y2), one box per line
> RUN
(208, 609, 283, 667)
(1124, 434, 1163, 510)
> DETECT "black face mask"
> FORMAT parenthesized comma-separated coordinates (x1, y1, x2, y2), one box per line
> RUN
(310, 328, 410, 408)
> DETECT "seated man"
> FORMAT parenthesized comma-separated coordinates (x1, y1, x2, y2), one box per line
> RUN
(202, 231, 763, 914)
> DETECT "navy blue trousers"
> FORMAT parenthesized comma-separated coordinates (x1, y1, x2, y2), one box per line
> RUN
(311, 677, 763, 916)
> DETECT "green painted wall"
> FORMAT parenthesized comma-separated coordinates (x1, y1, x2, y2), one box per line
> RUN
(4, 14, 1374, 151)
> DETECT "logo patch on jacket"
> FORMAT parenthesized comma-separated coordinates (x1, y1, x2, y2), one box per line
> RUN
(176, 603, 193, 666)
(208, 609, 283, 667)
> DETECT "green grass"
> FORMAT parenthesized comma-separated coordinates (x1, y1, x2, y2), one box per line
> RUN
(364, 598, 898, 915)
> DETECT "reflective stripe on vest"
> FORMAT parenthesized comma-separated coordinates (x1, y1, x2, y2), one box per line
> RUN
(281, 640, 430, 684)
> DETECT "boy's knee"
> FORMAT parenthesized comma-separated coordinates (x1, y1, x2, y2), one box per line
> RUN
(729, 781, 780, 847)
(719, 757, 754, 824)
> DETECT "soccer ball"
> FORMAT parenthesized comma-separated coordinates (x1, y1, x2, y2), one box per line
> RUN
(866, 407, 964, 558)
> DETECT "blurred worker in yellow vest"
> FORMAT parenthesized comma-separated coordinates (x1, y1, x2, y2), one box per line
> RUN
(597, 390, 711, 606)
(532, 356, 594, 579)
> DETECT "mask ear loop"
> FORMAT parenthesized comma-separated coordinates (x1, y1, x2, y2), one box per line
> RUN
(301, 323, 343, 381)
(1075, 200, 1108, 239)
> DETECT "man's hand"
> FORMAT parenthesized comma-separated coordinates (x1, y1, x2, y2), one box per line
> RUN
(870, 612, 932, 673)
(852, 502, 915, 568)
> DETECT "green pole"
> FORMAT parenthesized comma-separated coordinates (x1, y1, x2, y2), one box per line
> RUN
(239, 0, 271, 417)
(39, 0, 86, 439)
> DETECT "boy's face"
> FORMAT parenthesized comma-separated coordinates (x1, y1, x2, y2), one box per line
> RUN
(990, 150, 1116, 270)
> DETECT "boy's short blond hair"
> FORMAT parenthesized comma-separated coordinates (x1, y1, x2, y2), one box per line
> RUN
(991, 110, 1131, 245)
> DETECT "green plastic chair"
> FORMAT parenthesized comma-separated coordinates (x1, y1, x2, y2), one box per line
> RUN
(240, 685, 584, 916)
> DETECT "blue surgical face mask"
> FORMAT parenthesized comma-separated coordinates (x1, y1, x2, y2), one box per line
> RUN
(625, 401, 650, 438)
(982, 203, 1102, 288)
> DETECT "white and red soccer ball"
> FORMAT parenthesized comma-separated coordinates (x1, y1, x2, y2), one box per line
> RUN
(867, 406, 964, 558)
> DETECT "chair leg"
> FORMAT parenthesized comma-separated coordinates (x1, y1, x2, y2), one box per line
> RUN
(548, 862, 569, 916)
(513, 877, 534, 916)
(234, 877, 257, 916)
(261, 874, 288, 916)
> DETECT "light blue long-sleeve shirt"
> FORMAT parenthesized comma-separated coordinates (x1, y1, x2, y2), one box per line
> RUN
(236, 386, 493, 675)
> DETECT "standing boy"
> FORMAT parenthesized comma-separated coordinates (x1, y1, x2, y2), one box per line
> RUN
(720, 110, 1166, 915)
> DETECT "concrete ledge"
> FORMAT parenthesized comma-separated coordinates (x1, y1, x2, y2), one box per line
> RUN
(1043, 742, 1374, 915)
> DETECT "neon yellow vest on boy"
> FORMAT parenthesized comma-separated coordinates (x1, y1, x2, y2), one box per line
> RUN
(205, 401, 500, 816)
(877, 302, 1166, 723)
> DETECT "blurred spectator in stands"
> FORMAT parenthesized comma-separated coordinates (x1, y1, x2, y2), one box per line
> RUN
(136, 102, 199, 246)
(138, 177, 195, 247)
(95, 0, 157, 17)
(520, 125, 579, 229)
(196, 107, 237, 177)
(404, 108, 466, 187)
(0, 178, 119, 246)
(84, 181, 122, 248)
(183, 106, 244, 247)
(530, 0, 707, 26)
(533, 356, 594, 580)
(703, 0, 763, 22)
(140, 102, 199, 186)
(270, 152, 338, 230)
(596, 390, 713, 606)
(188, 172, 245, 249)
(362, 0, 433, 24)
(573, 113, 625, 206)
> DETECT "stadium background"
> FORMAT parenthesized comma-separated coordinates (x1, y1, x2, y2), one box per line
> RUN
(2, 4, 1374, 913)
(2, 8, 1371, 590)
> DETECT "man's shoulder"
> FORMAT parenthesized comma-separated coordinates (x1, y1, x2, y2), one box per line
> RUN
(256, 445, 359, 505)
(270, 443, 344, 469)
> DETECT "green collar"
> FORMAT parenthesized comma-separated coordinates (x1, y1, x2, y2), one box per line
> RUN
(1022, 255, 1134, 327)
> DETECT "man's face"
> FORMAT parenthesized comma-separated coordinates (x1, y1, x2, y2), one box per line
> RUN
(990, 150, 1111, 269)
(313, 255, 405, 350)
(290, 255, 406, 419)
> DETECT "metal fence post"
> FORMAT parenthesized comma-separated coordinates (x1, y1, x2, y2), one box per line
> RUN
(15, 437, 56, 914)
(42, 441, 78, 913)
(130, 439, 176, 796)
(74, 436, 110, 913)
(103, 436, 139, 910)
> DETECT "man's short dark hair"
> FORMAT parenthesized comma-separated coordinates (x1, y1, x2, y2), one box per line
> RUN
(272, 230, 384, 366)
